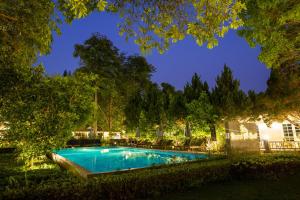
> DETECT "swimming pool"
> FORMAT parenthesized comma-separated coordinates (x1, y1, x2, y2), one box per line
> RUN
(53, 147, 207, 177)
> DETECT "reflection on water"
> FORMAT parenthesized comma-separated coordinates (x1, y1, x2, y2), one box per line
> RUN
(101, 149, 110, 153)
(121, 151, 189, 164)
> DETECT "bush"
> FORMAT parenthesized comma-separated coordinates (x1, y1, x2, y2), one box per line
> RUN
(1, 158, 230, 200)
(2, 154, 300, 200)
(66, 139, 101, 147)
(0, 148, 16, 154)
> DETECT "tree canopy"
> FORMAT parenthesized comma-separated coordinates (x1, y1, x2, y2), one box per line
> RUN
(238, 0, 300, 68)
(0, 67, 95, 164)
(211, 65, 249, 120)
(74, 34, 155, 133)
(0, 0, 59, 69)
(1, 0, 298, 69)
(57, 0, 246, 53)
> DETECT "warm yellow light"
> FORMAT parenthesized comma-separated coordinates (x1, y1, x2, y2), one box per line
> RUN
(261, 134, 269, 141)
(271, 122, 282, 129)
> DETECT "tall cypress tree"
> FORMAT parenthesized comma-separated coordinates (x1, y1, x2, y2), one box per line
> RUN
(183, 73, 209, 103)
(211, 64, 248, 143)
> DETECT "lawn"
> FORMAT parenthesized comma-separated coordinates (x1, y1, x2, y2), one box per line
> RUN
(160, 171, 300, 200)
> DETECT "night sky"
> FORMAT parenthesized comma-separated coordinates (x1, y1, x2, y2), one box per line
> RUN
(39, 11, 270, 92)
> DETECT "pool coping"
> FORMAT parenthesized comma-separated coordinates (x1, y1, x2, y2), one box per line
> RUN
(51, 147, 210, 179)
(51, 153, 93, 179)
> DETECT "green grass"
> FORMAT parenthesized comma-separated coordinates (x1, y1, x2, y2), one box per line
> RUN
(160, 172, 300, 200)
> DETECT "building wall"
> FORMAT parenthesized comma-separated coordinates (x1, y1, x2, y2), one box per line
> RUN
(229, 119, 300, 142)
(257, 119, 300, 142)
(228, 121, 259, 141)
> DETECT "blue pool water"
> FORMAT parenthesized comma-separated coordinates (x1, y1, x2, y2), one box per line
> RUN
(54, 147, 207, 173)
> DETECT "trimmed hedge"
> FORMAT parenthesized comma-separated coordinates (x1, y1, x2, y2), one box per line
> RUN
(2, 154, 300, 200)
(0, 148, 16, 153)
(66, 139, 101, 146)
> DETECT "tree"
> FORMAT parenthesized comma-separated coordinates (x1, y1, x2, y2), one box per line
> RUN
(253, 65, 300, 126)
(184, 73, 209, 103)
(122, 56, 155, 134)
(187, 92, 219, 141)
(143, 83, 165, 132)
(0, 0, 58, 69)
(57, 0, 246, 53)
(74, 34, 156, 134)
(124, 89, 144, 130)
(211, 65, 248, 120)
(120, 55, 155, 100)
(74, 33, 122, 77)
(63, 70, 72, 76)
(238, 0, 300, 68)
(74, 34, 124, 133)
(0, 68, 95, 165)
(210, 64, 249, 145)
(183, 73, 210, 138)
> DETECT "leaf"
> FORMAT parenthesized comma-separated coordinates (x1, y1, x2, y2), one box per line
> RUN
(97, 0, 107, 11)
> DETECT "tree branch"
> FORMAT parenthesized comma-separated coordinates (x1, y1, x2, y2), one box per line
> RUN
(0, 13, 17, 21)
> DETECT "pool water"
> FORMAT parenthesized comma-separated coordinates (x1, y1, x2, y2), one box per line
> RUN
(54, 147, 207, 173)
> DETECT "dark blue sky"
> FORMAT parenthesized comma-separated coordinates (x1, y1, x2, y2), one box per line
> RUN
(39, 12, 270, 92)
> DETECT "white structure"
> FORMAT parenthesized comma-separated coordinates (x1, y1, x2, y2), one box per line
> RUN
(228, 117, 300, 151)
(72, 131, 121, 139)
(257, 119, 300, 142)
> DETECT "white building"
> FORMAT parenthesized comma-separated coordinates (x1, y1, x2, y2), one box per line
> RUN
(228, 117, 300, 151)
(72, 131, 121, 139)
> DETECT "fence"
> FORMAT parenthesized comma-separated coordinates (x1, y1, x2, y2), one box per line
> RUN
(260, 141, 300, 151)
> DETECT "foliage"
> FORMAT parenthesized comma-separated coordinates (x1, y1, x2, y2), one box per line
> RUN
(2, 153, 300, 200)
(211, 65, 249, 120)
(74, 34, 155, 133)
(122, 56, 155, 130)
(57, 0, 246, 53)
(2, 0, 297, 70)
(0, 0, 58, 69)
(0, 69, 95, 165)
(250, 65, 300, 125)
(184, 73, 209, 103)
(187, 92, 219, 140)
(238, 0, 300, 68)
(142, 83, 165, 129)
(0, 153, 75, 192)
(74, 33, 124, 132)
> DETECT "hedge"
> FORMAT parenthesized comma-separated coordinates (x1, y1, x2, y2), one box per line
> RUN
(2, 154, 300, 200)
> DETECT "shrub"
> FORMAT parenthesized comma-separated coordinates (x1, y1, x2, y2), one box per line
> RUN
(2, 154, 300, 200)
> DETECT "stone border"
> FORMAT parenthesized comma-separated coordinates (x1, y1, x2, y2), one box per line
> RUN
(51, 153, 92, 179)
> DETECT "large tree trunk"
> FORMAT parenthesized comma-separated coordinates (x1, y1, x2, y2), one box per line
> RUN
(159, 123, 164, 138)
(209, 122, 217, 141)
(185, 121, 191, 137)
(108, 95, 112, 135)
(93, 90, 98, 138)
(224, 121, 231, 155)
(135, 127, 140, 138)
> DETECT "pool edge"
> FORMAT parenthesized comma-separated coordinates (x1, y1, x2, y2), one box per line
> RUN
(51, 147, 212, 179)
(51, 153, 92, 179)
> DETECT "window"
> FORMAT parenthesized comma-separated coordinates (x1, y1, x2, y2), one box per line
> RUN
(295, 124, 300, 138)
(282, 124, 294, 141)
